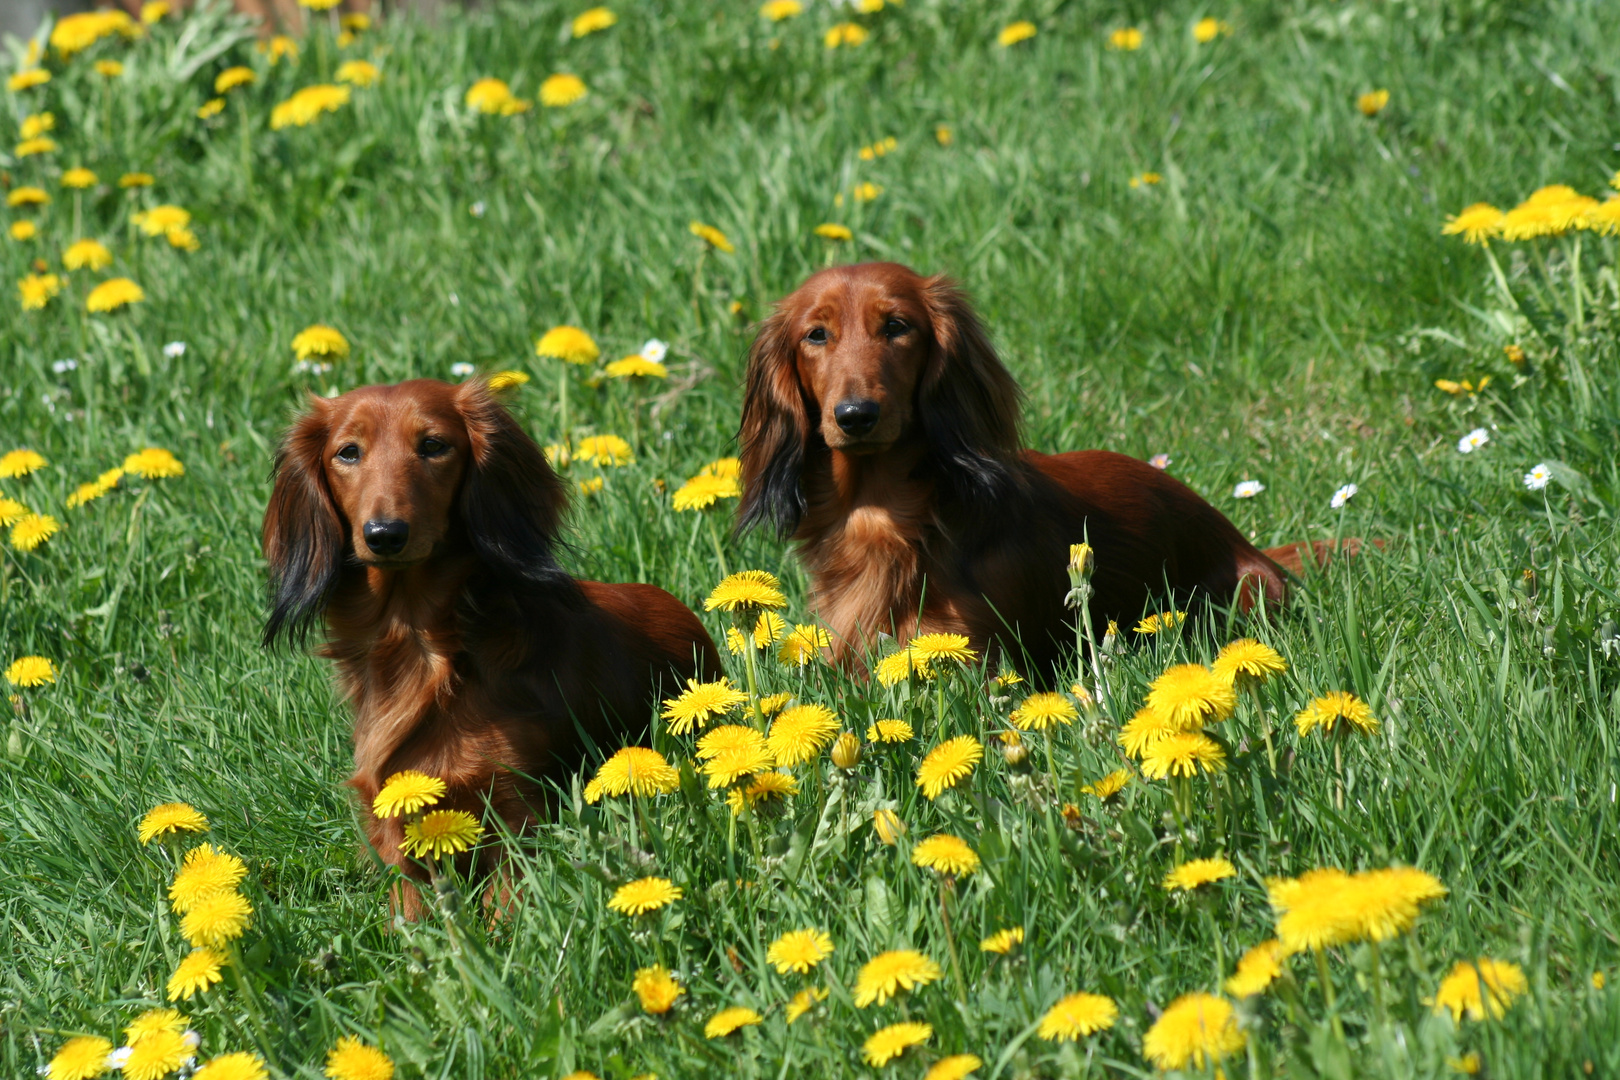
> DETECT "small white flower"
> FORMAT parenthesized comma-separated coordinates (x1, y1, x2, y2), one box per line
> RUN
(1149, 453, 1171, 470)
(181, 1031, 200, 1049)
(1523, 463, 1552, 490)
(1233, 479, 1265, 499)
(1457, 427, 1490, 454)
(163, 341, 187, 359)
(1330, 483, 1358, 509)
(450, 362, 475, 377)
(107, 1046, 133, 1070)
(470, 201, 486, 217)
(640, 338, 668, 363)
(293, 360, 334, 375)
(51, 358, 78, 374)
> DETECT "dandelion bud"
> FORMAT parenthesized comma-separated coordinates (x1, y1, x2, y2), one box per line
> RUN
(831, 732, 862, 771)
(1068, 543, 1095, 577)
(872, 809, 905, 845)
(1504, 343, 1526, 367)
(1001, 740, 1031, 771)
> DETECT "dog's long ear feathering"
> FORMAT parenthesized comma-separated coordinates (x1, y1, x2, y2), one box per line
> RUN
(920, 275, 1024, 505)
(263, 398, 345, 647)
(739, 307, 812, 538)
(455, 381, 573, 592)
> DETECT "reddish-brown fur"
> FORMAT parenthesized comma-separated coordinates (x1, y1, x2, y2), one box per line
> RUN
(739, 263, 1359, 678)
(263, 379, 719, 914)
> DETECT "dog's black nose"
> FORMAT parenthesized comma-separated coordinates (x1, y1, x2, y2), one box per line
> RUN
(363, 518, 410, 556)
(834, 398, 881, 437)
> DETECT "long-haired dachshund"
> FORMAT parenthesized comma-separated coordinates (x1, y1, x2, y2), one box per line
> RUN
(263, 378, 720, 912)
(739, 262, 1353, 678)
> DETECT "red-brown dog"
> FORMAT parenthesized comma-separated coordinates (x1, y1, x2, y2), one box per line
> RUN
(739, 262, 1349, 678)
(263, 379, 719, 911)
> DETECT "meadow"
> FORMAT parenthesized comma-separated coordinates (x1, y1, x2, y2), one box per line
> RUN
(4, 0, 1620, 1077)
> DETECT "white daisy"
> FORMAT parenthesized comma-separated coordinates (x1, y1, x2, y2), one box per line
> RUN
(107, 1046, 133, 1069)
(1233, 479, 1265, 499)
(640, 338, 669, 363)
(451, 361, 475, 377)
(294, 360, 333, 375)
(470, 201, 486, 217)
(1149, 453, 1171, 469)
(163, 341, 187, 359)
(1331, 483, 1358, 508)
(1523, 463, 1551, 490)
(51, 358, 78, 373)
(1458, 427, 1490, 454)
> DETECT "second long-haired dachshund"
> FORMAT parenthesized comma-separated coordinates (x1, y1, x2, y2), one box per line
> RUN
(263, 378, 720, 912)
(739, 262, 1356, 678)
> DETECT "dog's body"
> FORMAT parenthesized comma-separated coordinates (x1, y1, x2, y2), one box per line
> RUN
(740, 262, 1344, 677)
(263, 380, 719, 910)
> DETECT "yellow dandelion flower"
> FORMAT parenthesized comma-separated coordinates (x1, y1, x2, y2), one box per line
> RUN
(1193, 16, 1232, 42)
(1442, 203, 1505, 245)
(6, 655, 57, 687)
(1449, 1052, 1482, 1074)
(85, 278, 144, 313)
(119, 173, 155, 188)
(466, 78, 519, 114)
(584, 746, 679, 802)
(197, 98, 226, 119)
(604, 355, 668, 379)
(705, 569, 786, 612)
(814, 223, 852, 241)
(46, 1036, 112, 1080)
(1038, 991, 1118, 1041)
(776, 623, 830, 665)
(1340, 866, 1448, 943)
(609, 876, 682, 916)
(0, 498, 28, 527)
(1585, 196, 1620, 236)
(487, 370, 530, 393)
(169, 843, 248, 914)
(164, 225, 199, 251)
(1128, 172, 1163, 188)
(1010, 691, 1079, 731)
(400, 810, 483, 858)
(270, 84, 352, 130)
(215, 66, 255, 94)
(576, 476, 603, 495)
(1295, 691, 1378, 737)
(1212, 639, 1287, 689)
(980, 927, 1024, 954)
(125, 1009, 186, 1043)
(852, 181, 883, 202)
(725, 769, 799, 815)
(1134, 609, 1186, 634)
(672, 472, 741, 511)
(11, 220, 37, 241)
(727, 611, 786, 654)
(661, 677, 748, 735)
(907, 632, 976, 666)
(1140, 731, 1226, 779)
(874, 648, 930, 686)
(785, 986, 828, 1023)
(323, 1036, 394, 1080)
(18, 273, 62, 310)
(705, 1006, 763, 1038)
(180, 889, 252, 948)
(64, 238, 113, 271)
(132, 205, 189, 235)
(7, 186, 50, 208)
(925, 1055, 982, 1080)
(1081, 768, 1130, 801)
(61, 168, 97, 189)
(9, 69, 52, 92)
(1225, 939, 1284, 997)
(140, 1, 170, 22)
(766, 703, 839, 765)
(1142, 992, 1245, 1070)
(540, 73, 588, 107)
(96, 59, 124, 76)
(0, 449, 47, 477)
(632, 965, 683, 1014)
(760, 0, 802, 19)
(123, 1029, 191, 1080)
(337, 61, 381, 87)
(372, 770, 447, 818)
(915, 735, 982, 799)
(824, 22, 869, 48)
(702, 739, 775, 788)
(1358, 89, 1390, 116)
(872, 808, 906, 844)
(10, 513, 60, 551)
(294, 325, 349, 361)
(20, 114, 54, 140)
(192, 1052, 267, 1080)
(1163, 856, 1237, 892)
(572, 7, 616, 36)
(167, 947, 226, 1001)
(866, 718, 913, 743)
(66, 467, 124, 508)
(139, 802, 208, 844)
(258, 34, 298, 63)
(123, 447, 185, 479)
(767, 928, 833, 974)
(16, 135, 59, 157)
(911, 833, 979, 876)
(997, 21, 1036, 46)
(1432, 958, 1528, 1021)
(862, 1022, 931, 1066)
(1147, 664, 1237, 731)
(689, 220, 734, 252)
(854, 950, 943, 1007)
(575, 434, 632, 466)
(1108, 26, 1143, 50)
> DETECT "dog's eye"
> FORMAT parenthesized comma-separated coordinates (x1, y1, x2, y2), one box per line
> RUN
(805, 327, 828, 345)
(419, 437, 449, 457)
(883, 318, 910, 337)
(336, 444, 361, 464)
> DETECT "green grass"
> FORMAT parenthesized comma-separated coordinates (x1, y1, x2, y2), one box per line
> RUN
(4, 0, 1620, 1077)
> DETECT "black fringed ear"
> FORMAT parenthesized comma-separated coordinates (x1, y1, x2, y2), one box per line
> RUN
(262, 398, 345, 647)
(455, 381, 573, 590)
(738, 308, 813, 538)
(919, 275, 1025, 507)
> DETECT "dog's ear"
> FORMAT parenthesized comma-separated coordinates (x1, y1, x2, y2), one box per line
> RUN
(263, 397, 344, 647)
(455, 381, 573, 590)
(738, 306, 812, 538)
(920, 274, 1023, 505)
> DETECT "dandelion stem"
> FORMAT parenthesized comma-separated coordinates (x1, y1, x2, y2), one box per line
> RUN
(704, 513, 731, 578)
(226, 940, 274, 1061)
(938, 877, 969, 1006)
(1313, 945, 1345, 1045)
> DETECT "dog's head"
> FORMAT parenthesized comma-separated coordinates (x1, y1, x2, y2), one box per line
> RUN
(262, 378, 568, 645)
(738, 262, 1023, 537)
